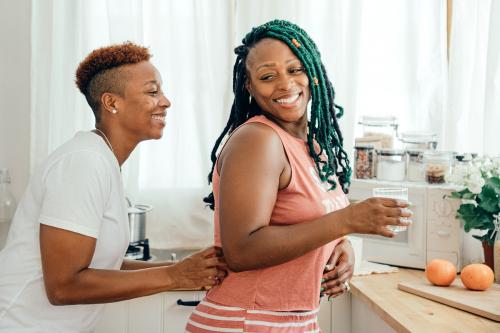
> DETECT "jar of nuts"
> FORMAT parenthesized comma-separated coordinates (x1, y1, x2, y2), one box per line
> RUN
(423, 151, 454, 184)
(354, 144, 375, 179)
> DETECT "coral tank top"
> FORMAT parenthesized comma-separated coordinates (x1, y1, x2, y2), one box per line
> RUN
(207, 115, 349, 311)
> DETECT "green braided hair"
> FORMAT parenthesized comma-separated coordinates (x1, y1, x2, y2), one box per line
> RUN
(204, 20, 352, 210)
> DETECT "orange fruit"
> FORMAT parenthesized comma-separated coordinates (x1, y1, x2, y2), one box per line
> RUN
(425, 259, 457, 286)
(460, 264, 494, 291)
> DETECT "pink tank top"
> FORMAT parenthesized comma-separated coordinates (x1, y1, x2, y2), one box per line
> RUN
(207, 115, 349, 311)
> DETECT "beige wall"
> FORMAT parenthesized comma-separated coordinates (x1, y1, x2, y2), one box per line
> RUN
(0, 0, 31, 200)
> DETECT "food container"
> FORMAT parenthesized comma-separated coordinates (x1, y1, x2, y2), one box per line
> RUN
(400, 131, 438, 150)
(358, 115, 398, 148)
(423, 151, 454, 184)
(376, 148, 406, 181)
(406, 149, 425, 182)
(354, 144, 375, 179)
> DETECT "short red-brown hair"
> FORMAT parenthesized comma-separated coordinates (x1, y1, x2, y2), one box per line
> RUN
(75, 42, 151, 120)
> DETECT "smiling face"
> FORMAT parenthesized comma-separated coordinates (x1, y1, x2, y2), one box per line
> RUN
(245, 38, 310, 126)
(113, 61, 171, 141)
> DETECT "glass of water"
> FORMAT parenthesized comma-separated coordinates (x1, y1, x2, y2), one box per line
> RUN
(372, 187, 409, 233)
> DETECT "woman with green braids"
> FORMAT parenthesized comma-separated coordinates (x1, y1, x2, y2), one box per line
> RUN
(187, 20, 412, 332)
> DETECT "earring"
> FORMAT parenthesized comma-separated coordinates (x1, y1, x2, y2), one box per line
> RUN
(111, 109, 117, 114)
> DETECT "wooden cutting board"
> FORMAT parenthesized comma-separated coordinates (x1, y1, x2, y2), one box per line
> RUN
(398, 278, 500, 321)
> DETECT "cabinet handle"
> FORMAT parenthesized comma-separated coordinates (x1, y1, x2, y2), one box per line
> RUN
(177, 299, 200, 307)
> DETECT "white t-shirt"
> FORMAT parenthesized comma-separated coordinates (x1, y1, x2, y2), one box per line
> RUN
(0, 132, 130, 332)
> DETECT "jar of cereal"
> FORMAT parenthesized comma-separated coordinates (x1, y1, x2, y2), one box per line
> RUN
(423, 151, 454, 184)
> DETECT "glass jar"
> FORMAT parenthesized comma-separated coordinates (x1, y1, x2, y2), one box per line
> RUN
(358, 116, 398, 149)
(423, 151, 454, 184)
(400, 131, 438, 150)
(376, 148, 406, 181)
(354, 144, 375, 179)
(406, 149, 425, 182)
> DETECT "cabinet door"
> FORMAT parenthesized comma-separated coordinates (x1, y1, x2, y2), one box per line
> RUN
(331, 293, 351, 333)
(318, 297, 332, 333)
(94, 301, 128, 333)
(128, 294, 164, 333)
(163, 291, 206, 332)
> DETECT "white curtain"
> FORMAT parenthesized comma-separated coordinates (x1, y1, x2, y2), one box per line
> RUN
(32, 0, 457, 249)
(445, 0, 500, 155)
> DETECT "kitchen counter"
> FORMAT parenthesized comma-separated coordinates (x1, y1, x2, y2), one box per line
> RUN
(349, 268, 499, 332)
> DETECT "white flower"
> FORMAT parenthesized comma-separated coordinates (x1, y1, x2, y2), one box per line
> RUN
(448, 155, 500, 194)
(466, 172, 485, 194)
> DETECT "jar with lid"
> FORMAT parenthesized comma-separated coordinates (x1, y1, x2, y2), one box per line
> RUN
(358, 115, 398, 148)
(354, 144, 375, 179)
(454, 153, 477, 167)
(400, 131, 438, 150)
(423, 151, 454, 184)
(406, 149, 425, 182)
(376, 148, 406, 181)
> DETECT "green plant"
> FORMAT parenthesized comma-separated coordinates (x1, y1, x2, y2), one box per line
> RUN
(448, 156, 500, 246)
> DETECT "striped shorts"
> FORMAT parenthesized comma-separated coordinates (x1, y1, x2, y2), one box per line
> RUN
(185, 298, 321, 333)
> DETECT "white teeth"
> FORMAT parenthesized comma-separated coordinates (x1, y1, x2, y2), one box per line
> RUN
(276, 94, 300, 104)
(151, 115, 165, 121)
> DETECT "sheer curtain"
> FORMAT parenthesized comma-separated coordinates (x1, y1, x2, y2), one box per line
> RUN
(31, 0, 235, 248)
(445, 0, 500, 155)
(32, 0, 453, 249)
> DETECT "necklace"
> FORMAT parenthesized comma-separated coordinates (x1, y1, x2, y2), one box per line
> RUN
(94, 128, 114, 154)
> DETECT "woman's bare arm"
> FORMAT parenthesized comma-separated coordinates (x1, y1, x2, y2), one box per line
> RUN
(218, 124, 410, 272)
(40, 225, 224, 305)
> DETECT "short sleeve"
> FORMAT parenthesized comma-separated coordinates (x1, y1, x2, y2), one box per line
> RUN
(38, 151, 112, 238)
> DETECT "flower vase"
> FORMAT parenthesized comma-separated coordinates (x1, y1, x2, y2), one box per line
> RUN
(482, 241, 494, 271)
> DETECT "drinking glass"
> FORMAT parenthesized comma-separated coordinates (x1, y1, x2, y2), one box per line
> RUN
(372, 187, 409, 233)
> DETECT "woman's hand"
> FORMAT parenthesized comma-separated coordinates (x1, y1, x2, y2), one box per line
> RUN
(343, 197, 412, 237)
(170, 246, 227, 290)
(321, 239, 354, 299)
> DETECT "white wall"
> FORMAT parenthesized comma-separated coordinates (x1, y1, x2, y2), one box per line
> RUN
(0, 0, 31, 200)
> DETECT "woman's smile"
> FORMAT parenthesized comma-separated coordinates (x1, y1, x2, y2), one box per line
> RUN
(273, 92, 303, 108)
(151, 112, 166, 125)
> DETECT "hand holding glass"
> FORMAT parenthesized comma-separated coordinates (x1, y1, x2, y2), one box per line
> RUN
(372, 187, 409, 233)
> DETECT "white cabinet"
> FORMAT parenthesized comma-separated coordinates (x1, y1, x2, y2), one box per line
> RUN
(94, 299, 128, 333)
(351, 295, 395, 333)
(96, 291, 346, 332)
(328, 293, 396, 333)
(94, 290, 206, 333)
(331, 293, 351, 333)
(128, 294, 163, 332)
(163, 291, 205, 332)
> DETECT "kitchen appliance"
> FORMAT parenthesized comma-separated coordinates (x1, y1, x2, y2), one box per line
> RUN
(348, 179, 479, 271)
(125, 200, 152, 261)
